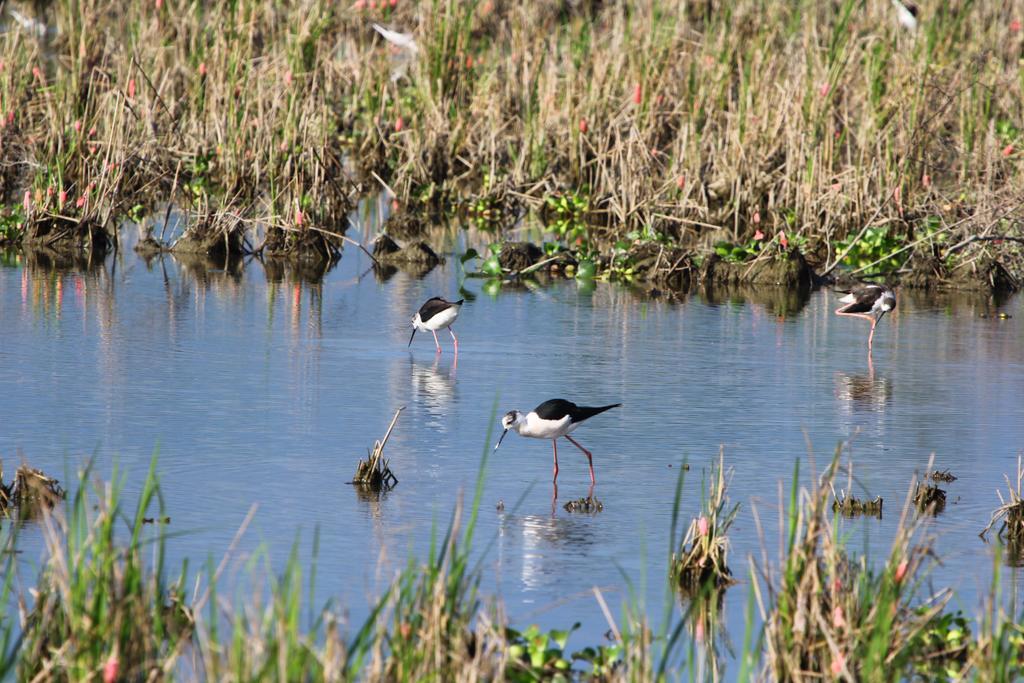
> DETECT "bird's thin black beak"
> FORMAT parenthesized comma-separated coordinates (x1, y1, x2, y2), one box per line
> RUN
(494, 428, 508, 451)
(407, 328, 416, 347)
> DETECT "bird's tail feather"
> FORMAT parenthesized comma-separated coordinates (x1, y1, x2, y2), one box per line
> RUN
(574, 403, 622, 421)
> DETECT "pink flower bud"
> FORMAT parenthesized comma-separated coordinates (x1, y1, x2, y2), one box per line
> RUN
(156, 0, 163, 7)
(128, 78, 136, 99)
(632, 84, 642, 105)
(284, 71, 293, 86)
(89, 126, 97, 137)
(1003, 144, 1014, 157)
(676, 175, 685, 190)
(579, 119, 588, 134)
(922, 174, 931, 188)
(76, 194, 87, 208)
(59, 190, 67, 207)
(697, 516, 709, 537)
(23, 190, 31, 212)
(295, 210, 304, 226)
(394, 116, 404, 132)
(832, 605, 846, 629)
(353, 0, 365, 8)
(754, 229, 764, 241)
(198, 62, 207, 77)
(102, 655, 119, 683)
(894, 559, 908, 584)
(74, 119, 83, 133)
(819, 82, 830, 98)
(831, 653, 845, 676)
(1011, 19, 1021, 33)
(390, 0, 397, 6)
(753, 211, 761, 224)
(32, 66, 43, 82)
(779, 231, 789, 249)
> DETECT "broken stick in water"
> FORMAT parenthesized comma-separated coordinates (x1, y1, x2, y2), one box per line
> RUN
(350, 406, 404, 492)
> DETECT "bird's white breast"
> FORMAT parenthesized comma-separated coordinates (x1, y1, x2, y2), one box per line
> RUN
(520, 412, 572, 439)
(414, 305, 460, 332)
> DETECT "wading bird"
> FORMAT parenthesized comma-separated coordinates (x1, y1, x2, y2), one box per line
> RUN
(891, 0, 919, 31)
(494, 399, 621, 485)
(834, 284, 896, 350)
(372, 23, 419, 82)
(409, 297, 463, 354)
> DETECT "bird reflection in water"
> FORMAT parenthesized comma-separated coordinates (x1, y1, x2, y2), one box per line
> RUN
(835, 356, 893, 414)
(515, 497, 599, 592)
(408, 355, 456, 430)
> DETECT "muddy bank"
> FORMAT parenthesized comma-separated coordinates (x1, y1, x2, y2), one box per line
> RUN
(898, 254, 1019, 293)
(21, 217, 113, 254)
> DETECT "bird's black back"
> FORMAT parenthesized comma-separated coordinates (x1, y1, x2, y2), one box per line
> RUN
(836, 285, 891, 314)
(418, 297, 464, 322)
(533, 399, 622, 423)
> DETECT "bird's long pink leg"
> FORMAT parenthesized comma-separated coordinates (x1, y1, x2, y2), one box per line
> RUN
(551, 440, 560, 483)
(836, 310, 877, 350)
(564, 435, 596, 485)
(431, 330, 442, 353)
(448, 326, 458, 355)
(834, 310, 876, 322)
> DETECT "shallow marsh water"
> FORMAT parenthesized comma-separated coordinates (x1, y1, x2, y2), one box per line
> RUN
(1, 226, 1024, 678)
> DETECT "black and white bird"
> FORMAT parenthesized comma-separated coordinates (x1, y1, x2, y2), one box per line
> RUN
(494, 399, 621, 485)
(408, 297, 463, 354)
(891, 0, 919, 32)
(834, 284, 896, 350)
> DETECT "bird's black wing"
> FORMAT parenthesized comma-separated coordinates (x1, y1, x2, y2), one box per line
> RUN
(836, 285, 883, 314)
(533, 399, 577, 421)
(533, 399, 622, 423)
(418, 297, 462, 323)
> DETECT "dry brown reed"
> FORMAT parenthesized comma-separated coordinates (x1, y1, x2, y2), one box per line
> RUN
(756, 450, 955, 681)
(4, 0, 1022, 279)
(981, 455, 1024, 541)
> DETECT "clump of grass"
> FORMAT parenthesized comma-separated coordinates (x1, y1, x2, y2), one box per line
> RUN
(671, 452, 738, 592)
(0, 462, 64, 518)
(980, 455, 1024, 541)
(928, 469, 957, 483)
(14, 456, 194, 680)
(832, 493, 884, 518)
(759, 449, 958, 680)
(563, 495, 603, 513)
(914, 482, 948, 515)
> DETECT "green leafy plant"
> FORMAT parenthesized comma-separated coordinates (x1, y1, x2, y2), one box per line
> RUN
(0, 206, 27, 244)
(544, 191, 590, 246)
(836, 225, 904, 271)
(505, 623, 577, 681)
